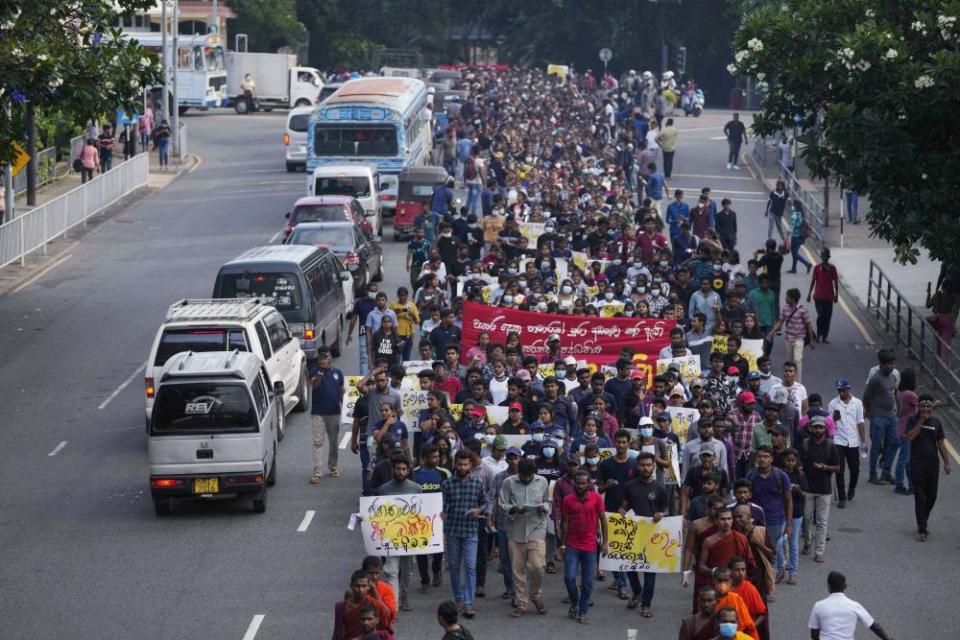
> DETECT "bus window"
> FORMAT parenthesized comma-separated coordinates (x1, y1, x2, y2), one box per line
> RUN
(205, 47, 224, 71)
(313, 124, 398, 157)
(193, 46, 204, 71)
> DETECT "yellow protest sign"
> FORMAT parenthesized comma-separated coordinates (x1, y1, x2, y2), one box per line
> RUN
(710, 336, 764, 371)
(657, 354, 702, 386)
(600, 513, 684, 573)
(600, 303, 625, 317)
(401, 390, 429, 429)
(358, 493, 444, 556)
(667, 406, 700, 446)
(517, 221, 545, 244)
(481, 285, 495, 304)
(538, 363, 555, 378)
(448, 403, 463, 421)
(340, 375, 363, 425)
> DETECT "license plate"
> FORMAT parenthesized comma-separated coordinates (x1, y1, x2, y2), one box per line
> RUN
(193, 477, 219, 494)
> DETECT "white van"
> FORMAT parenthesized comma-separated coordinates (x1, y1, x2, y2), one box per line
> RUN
(284, 106, 314, 172)
(148, 350, 280, 516)
(308, 163, 384, 237)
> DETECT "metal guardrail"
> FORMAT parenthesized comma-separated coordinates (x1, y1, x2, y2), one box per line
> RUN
(777, 159, 825, 245)
(867, 259, 960, 410)
(0, 153, 150, 269)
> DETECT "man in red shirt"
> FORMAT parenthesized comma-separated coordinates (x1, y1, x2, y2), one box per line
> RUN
(559, 469, 608, 624)
(432, 360, 463, 402)
(807, 248, 839, 344)
(635, 215, 669, 263)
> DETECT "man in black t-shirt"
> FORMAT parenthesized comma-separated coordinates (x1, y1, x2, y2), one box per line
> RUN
(905, 396, 952, 541)
(723, 113, 748, 170)
(618, 452, 668, 616)
(798, 417, 841, 561)
(757, 239, 784, 320)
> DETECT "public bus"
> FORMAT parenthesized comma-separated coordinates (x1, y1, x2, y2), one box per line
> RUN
(306, 77, 432, 214)
(123, 32, 227, 113)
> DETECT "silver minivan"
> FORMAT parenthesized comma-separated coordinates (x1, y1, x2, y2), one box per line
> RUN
(148, 350, 280, 516)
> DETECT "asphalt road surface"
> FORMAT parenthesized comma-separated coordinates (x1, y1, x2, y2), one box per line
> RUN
(0, 110, 957, 640)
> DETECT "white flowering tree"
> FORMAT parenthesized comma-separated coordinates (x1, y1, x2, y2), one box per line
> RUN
(731, 0, 960, 263)
(0, 1, 162, 165)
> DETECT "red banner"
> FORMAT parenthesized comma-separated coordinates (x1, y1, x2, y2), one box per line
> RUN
(460, 302, 674, 366)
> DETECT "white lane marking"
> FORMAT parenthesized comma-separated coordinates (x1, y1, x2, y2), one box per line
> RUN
(297, 510, 317, 532)
(339, 432, 352, 449)
(268, 229, 284, 244)
(12, 253, 74, 293)
(98, 365, 146, 410)
(241, 614, 265, 640)
(670, 173, 756, 181)
(48, 441, 67, 457)
(668, 186, 765, 196)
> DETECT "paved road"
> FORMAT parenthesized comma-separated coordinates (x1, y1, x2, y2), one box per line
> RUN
(0, 110, 957, 640)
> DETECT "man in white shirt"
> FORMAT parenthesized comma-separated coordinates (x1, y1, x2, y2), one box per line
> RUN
(767, 360, 808, 415)
(756, 355, 782, 399)
(826, 378, 866, 507)
(808, 571, 892, 640)
(658, 326, 692, 360)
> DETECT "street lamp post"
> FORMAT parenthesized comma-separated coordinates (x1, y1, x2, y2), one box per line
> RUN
(172, 0, 180, 159)
(161, 0, 169, 124)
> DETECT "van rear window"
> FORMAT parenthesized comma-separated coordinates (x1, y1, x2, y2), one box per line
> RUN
(151, 383, 257, 434)
(155, 329, 248, 366)
(314, 176, 371, 198)
(218, 273, 302, 311)
(289, 114, 310, 132)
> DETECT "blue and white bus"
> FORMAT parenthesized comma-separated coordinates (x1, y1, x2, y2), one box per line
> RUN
(306, 77, 432, 215)
(123, 32, 227, 113)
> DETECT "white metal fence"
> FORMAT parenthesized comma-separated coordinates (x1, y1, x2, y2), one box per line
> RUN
(0, 153, 150, 269)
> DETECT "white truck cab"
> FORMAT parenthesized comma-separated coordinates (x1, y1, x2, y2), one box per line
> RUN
(148, 350, 279, 515)
(144, 299, 309, 440)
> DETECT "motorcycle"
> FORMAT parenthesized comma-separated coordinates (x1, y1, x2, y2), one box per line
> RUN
(681, 88, 705, 117)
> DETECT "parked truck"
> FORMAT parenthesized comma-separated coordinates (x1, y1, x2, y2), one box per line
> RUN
(225, 52, 323, 112)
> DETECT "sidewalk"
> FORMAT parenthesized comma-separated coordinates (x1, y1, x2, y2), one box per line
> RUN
(0, 149, 196, 296)
(749, 138, 940, 310)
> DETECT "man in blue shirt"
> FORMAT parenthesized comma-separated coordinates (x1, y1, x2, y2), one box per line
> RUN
(665, 189, 689, 239)
(430, 177, 455, 216)
(645, 162, 668, 220)
(346, 283, 379, 375)
(309, 347, 345, 483)
(365, 292, 398, 337)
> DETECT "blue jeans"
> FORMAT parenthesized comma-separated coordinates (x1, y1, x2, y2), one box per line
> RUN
(869, 415, 899, 478)
(496, 530, 515, 596)
(895, 436, 912, 489)
(446, 534, 478, 607)
(767, 521, 786, 573)
(787, 516, 803, 576)
(563, 547, 597, 616)
(466, 183, 481, 214)
(157, 137, 169, 166)
(845, 190, 859, 223)
(627, 571, 657, 607)
(358, 333, 369, 376)
(767, 212, 781, 239)
(790, 235, 811, 271)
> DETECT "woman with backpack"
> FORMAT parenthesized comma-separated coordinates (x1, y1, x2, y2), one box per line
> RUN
(153, 119, 172, 169)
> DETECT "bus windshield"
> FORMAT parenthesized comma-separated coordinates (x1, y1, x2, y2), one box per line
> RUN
(205, 46, 225, 70)
(313, 124, 398, 157)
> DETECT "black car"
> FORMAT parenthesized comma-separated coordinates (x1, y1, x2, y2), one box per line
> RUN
(284, 221, 383, 294)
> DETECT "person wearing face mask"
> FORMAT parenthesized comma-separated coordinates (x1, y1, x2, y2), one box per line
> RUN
(521, 423, 548, 459)
(498, 458, 551, 617)
(710, 565, 759, 639)
(618, 452, 668, 617)
(714, 605, 756, 640)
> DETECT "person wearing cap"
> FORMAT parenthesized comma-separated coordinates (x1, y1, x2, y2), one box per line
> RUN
(807, 247, 840, 343)
(683, 418, 729, 478)
(732, 391, 761, 479)
(540, 333, 563, 364)
(482, 434, 510, 474)
(797, 415, 841, 562)
(827, 378, 866, 506)
(796, 393, 837, 443)
(743, 372, 765, 413)
(770, 424, 791, 468)
(500, 401, 531, 435)
(521, 422, 548, 459)
(686, 378, 706, 410)
(904, 394, 951, 542)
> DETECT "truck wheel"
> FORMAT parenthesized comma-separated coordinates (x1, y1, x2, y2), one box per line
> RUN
(252, 489, 268, 513)
(266, 453, 277, 487)
(153, 498, 171, 517)
(294, 366, 310, 413)
(234, 99, 248, 115)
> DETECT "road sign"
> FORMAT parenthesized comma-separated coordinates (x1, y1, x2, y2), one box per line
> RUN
(598, 48, 613, 63)
(11, 142, 29, 177)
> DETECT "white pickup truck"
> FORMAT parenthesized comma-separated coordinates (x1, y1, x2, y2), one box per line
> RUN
(226, 52, 323, 112)
(144, 298, 309, 441)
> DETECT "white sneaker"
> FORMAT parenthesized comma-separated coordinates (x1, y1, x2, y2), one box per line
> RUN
(733, 164, 741, 170)
(726, 163, 732, 169)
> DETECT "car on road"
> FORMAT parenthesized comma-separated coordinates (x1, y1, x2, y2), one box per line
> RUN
(283, 195, 372, 241)
(148, 350, 279, 516)
(307, 164, 385, 238)
(213, 245, 349, 359)
(284, 221, 383, 295)
(144, 298, 310, 439)
(284, 105, 313, 172)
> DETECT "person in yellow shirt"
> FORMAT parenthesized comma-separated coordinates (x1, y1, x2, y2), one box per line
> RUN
(713, 606, 755, 640)
(390, 287, 420, 362)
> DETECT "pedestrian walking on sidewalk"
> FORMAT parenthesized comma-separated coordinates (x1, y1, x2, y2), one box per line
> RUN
(786, 201, 812, 273)
(843, 187, 860, 224)
(309, 347, 345, 484)
(926, 280, 957, 363)
(863, 349, 899, 486)
(80, 138, 99, 183)
(154, 119, 172, 169)
(138, 105, 154, 152)
(808, 248, 839, 343)
(905, 395, 952, 542)
(98, 125, 115, 172)
(765, 180, 788, 239)
(657, 118, 678, 178)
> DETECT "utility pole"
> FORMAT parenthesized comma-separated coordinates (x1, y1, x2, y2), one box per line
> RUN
(26, 101, 36, 206)
(211, 0, 218, 34)
(172, 0, 180, 159)
(161, 0, 169, 125)
(3, 101, 13, 223)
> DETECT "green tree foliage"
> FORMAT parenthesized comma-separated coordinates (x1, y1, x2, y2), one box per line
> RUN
(230, 0, 304, 54)
(732, 0, 960, 263)
(0, 1, 163, 165)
